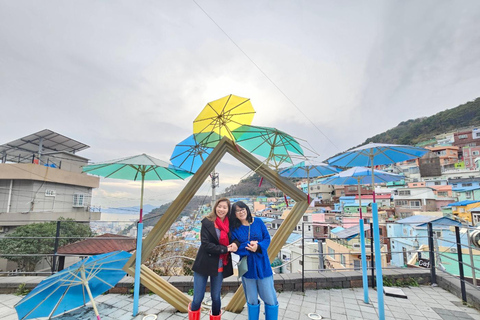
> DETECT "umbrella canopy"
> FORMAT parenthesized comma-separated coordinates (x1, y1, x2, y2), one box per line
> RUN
(83, 153, 193, 181)
(193, 94, 255, 141)
(327, 142, 428, 167)
(232, 125, 304, 169)
(170, 134, 214, 174)
(322, 166, 404, 186)
(15, 251, 131, 320)
(279, 161, 340, 179)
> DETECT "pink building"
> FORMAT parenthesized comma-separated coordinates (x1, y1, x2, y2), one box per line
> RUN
(462, 146, 480, 170)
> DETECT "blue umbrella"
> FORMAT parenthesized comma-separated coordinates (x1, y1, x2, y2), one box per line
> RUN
(15, 250, 132, 320)
(279, 161, 340, 178)
(279, 162, 341, 202)
(327, 143, 428, 168)
(322, 167, 403, 304)
(322, 166, 404, 186)
(327, 143, 428, 320)
(170, 134, 214, 173)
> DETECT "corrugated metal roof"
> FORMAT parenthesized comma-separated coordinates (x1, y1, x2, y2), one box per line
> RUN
(333, 224, 371, 239)
(448, 200, 480, 206)
(452, 186, 480, 192)
(57, 233, 136, 255)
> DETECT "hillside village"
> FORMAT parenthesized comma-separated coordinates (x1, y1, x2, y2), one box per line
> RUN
(155, 125, 480, 276)
(1, 125, 480, 278)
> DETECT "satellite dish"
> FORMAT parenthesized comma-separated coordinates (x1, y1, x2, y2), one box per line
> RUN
(470, 230, 480, 248)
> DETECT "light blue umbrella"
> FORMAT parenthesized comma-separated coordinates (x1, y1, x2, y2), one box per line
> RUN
(322, 166, 404, 186)
(279, 161, 340, 178)
(170, 134, 213, 173)
(327, 143, 428, 168)
(15, 251, 132, 320)
(327, 143, 428, 320)
(279, 162, 341, 202)
(322, 167, 403, 304)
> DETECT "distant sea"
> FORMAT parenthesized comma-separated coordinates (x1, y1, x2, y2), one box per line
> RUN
(100, 212, 138, 221)
(99, 204, 158, 221)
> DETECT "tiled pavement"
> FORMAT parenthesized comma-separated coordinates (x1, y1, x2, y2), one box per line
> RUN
(2, 286, 480, 320)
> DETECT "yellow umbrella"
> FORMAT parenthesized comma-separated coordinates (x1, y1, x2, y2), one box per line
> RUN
(193, 94, 255, 141)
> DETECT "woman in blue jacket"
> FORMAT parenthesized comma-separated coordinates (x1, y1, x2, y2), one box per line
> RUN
(189, 197, 238, 320)
(230, 201, 278, 320)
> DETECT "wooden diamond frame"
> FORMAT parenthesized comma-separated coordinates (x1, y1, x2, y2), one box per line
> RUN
(123, 137, 309, 313)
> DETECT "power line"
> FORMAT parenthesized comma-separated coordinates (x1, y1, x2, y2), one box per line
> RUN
(191, 0, 340, 153)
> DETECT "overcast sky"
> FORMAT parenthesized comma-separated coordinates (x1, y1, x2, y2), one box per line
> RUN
(1, 1, 480, 208)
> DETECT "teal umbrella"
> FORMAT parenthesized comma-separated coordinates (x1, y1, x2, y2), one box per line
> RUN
(82, 154, 192, 316)
(232, 125, 304, 169)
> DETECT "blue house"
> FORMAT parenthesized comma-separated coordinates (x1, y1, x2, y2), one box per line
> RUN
(387, 215, 463, 267)
(453, 186, 480, 202)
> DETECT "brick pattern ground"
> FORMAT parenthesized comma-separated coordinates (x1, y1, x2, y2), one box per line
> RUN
(2, 286, 480, 320)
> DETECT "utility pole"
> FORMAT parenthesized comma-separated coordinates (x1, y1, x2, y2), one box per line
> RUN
(211, 171, 219, 209)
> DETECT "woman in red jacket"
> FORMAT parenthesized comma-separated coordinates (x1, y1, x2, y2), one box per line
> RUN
(189, 197, 238, 320)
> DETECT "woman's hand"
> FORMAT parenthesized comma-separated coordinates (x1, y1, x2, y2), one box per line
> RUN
(246, 240, 258, 252)
(227, 243, 238, 252)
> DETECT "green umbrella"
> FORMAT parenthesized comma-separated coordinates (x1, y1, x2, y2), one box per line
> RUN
(82, 153, 192, 316)
(232, 125, 304, 170)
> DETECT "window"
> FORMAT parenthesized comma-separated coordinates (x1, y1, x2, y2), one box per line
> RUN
(398, 190, 411, 196)
(354, 260, 361, 270)
(45, 189, 56, 197)
(410, 201, 421, 208)
(315, 227, 320, 233)
(437, 151, 446, 156)
(396, 200, 408, 206)
(308, 225, 311, 232)
(434, 181, 441, 185)
(464, 183, 473, 187)
(434, 231, 442, 238)
(340, 254, 346, 266)
(73, 194, 85, 207)
(328, 247, 335, 259)
(466, 191, 472, 199)
(459, 134, 468, 139)
(438, 192, 448, 197)
(473, 151, 480, 156)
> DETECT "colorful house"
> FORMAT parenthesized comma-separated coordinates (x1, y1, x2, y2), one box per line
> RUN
(387, 215, 461, 267)
(454, 186, 480, 202)
(448, 200, 480, 224)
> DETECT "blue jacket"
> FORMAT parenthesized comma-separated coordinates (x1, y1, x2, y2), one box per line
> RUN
(231, 218, 273, 279)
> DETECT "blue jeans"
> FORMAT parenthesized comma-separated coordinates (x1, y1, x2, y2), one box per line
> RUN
(191, 271, 224, 315)
(242, 276, 278, 306)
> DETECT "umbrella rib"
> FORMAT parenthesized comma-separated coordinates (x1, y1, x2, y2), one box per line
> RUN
(104, 164, 130, 178)
(47, 284, 74, 319)
(221, 95, 232, 115)
(20, 276, 76, 320)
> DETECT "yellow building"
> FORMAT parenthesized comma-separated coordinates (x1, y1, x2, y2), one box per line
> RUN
(449, 200, 480, 224)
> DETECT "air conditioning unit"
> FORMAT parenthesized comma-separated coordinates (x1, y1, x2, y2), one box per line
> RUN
(352, 243, 361, 249)
(449, 248, 457, 253)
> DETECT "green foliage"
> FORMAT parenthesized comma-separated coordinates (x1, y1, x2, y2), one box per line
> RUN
(363, 97, 480, 146)
(383, 276, 419, 287)
(0, 218, 93, 272)
(188, 288, 194, 296)
(15, 283, 31, 296)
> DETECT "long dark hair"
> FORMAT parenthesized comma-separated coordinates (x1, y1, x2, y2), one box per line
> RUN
(229, 201, 253, 230)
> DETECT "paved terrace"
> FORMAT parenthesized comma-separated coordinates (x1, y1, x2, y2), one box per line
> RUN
(1, 269, 480, 320)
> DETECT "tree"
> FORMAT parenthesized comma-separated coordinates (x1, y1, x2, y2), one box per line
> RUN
(0, 218, 94, 272)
